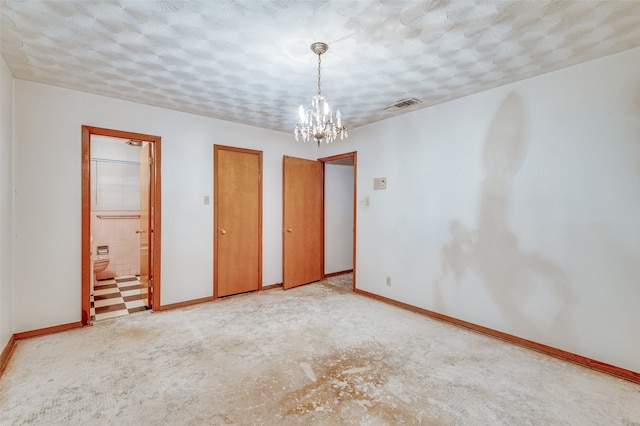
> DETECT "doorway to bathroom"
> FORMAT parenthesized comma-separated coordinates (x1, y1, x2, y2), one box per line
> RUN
(81, 126, 161, 325)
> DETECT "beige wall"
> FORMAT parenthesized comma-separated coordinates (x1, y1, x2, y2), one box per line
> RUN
(320, 47, 640, 372)
(5, 46, 640, 374)
(11, 80, 315, 333)
(90, 137, 142, 278)
(0, 57, 14, 349)
(91, 213, 140, 279)
(324, 163, 354, 274)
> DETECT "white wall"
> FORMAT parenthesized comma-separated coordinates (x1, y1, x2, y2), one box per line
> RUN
(8, 47, 640, 373)
(0, 58, 14, 348)
(12, 81, 315, 332)
(320, 47, 640, 373)
(324, 163, 354, 274)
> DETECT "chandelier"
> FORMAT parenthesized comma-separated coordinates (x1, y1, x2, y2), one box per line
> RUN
(294, 42, 347, 145)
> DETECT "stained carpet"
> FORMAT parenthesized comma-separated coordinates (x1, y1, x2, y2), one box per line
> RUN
(1, 274, 639, 425)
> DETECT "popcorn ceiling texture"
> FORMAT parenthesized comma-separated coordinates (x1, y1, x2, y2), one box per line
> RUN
(1, 0, 640, 133)
(1, 275, 639, 424)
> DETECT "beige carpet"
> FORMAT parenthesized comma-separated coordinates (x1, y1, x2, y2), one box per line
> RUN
(2, 274, 639, 425)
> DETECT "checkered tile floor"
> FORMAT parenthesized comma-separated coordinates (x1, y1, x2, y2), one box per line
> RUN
(91, 276, 149, 322)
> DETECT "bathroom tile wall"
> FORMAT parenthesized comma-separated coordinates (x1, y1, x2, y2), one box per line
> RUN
(90, 136, 142, 279)
(91, 212, 141, 279)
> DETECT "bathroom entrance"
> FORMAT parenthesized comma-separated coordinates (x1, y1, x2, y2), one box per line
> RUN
(81, 126, 161, 325)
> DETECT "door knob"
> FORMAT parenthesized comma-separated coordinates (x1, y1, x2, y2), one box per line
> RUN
(286, 228, 293, 233)
(135, 229, 146, 234)
(220, 229, 227, 235)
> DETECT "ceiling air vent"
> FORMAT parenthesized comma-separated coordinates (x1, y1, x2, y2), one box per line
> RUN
(385, 98, 422, 111)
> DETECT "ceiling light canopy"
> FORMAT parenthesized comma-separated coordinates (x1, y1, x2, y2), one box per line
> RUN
(294, 42, 347, 145)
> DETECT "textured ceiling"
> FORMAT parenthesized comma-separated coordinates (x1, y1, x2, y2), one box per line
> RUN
(2, 1, 640, 134)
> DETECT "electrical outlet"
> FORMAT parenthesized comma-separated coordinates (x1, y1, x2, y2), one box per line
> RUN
(386, 276, 392, 287)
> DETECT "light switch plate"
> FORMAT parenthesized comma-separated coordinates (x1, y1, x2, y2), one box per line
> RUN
(373, 177, 387, 190)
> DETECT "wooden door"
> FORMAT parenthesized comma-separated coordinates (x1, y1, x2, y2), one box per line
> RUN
(214, 146, 262, 297)
(139, 143, 152, 308)
(283, 156, 323, 289)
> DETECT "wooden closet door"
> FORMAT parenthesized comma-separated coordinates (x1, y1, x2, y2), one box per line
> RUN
(215, 146, 262, 297)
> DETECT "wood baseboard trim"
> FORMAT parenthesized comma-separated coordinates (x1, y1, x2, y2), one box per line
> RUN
(262, 283, 283, 291)
(0, 334, 17, 375)
(354, 288, 640, 384)
(323, 269, 353, 279)
(14, 321, 84, 340)
(160, 285, 285, 308)
(156, 296, 214, 312)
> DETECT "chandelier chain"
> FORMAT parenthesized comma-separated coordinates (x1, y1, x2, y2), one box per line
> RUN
(317, 53, 322, 96)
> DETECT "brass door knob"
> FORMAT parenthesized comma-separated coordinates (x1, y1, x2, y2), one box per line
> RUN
(220, 229, 227, 235)
(286, 228, 293, 233)
(135, 229, 146, 234)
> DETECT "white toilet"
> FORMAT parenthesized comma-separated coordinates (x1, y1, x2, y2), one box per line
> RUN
(91, 256, 110, 296)
(94, 256, 110, 276)
(90, 239, 110, 295)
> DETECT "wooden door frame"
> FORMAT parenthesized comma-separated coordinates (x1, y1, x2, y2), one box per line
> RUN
(81, 126, 162, 325)
(213, 145, 263, 299)
(318, 152, 357, 290)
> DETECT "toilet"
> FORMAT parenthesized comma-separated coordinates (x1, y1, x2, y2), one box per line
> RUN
(90, 237, 110, 295)
(91, 255, 110, 295)
(94, 244, 111, 281)
(94, 257, 110, 276)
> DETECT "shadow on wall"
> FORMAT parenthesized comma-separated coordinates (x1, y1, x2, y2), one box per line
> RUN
(434, 92, 572, 340)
